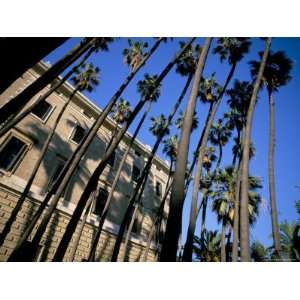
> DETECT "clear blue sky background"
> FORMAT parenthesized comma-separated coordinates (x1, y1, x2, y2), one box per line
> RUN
(45, 37, 300, 248)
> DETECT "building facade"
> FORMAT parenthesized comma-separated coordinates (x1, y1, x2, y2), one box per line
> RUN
(0, 61, 170, 262)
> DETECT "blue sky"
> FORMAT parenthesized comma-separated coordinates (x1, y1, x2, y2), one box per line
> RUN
(45, 37, 300, 248)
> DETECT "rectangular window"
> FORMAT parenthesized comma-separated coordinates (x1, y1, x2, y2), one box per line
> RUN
(0, 136, 27, 172)
(70, 125, 85, 144)
(93, 188, 109, 216)
(127, 207, 140, 234)
(31, 100, 53, 121)
(156, 181, 162, 197)
(47, 158, 66, 193)
(107, 150, 116, 168)
(132, 165, 140, 183)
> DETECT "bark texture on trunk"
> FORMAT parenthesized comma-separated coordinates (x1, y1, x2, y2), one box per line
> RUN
(221, 219, 226, 262)
(240, 37, 272, 261)
(160, 37, 212, 262)
(268, 91, 281, 256)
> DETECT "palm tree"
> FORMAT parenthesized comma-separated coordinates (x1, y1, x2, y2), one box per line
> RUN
(122, 39, 148, 71)
(239, 37, 272, 261)
(8, 37, 168, 262)
(0, 63, 100, 249)
(0, 38, 109, 138)
(279, 221, 300, 261)
(160, 37, 212, 262)
(0, 38, 69, 94)
(209, 118, 232, 169)
(211, 166, 262, 261)
(182, 38, 251, 262)
(251, 241, 269, 262)
(193, 231, 221, 262)
(250, 50, 292, 257)
(0, 38, 105, 131)
(50, 39, 196, 262)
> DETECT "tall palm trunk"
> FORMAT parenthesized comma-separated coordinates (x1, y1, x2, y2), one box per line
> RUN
(0, 38, 95, 128)
(200, 192, 208, 241)
(7, 38, 165, 262)
(51, 39, 195, 261)
(119, 176, 148, 261)
(216, 144, 223, 170)
(240, 37, 271, 261)
(0, 87, 78, 248)
(110, 74, 191, 262)
(226, 227, 232, 261)
(160, 37, 212, 261)
(182, 61, 236, 261)
(141, 178, 173, 262)
(232, 160, 242, 262)
(0, 42, 97, 138)
(268, 91, 281, 256)
(68, 191, 96, 262)
(221, 218, 226, 262)
(0, 37, 68, 94)
(87, 103, 152, 261)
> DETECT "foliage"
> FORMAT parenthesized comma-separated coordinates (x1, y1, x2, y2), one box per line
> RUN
(149, 114, 170, 137)
(175, 110, 198, 132)
(199, 73, 223, 103)
(71, 63, 100, 92)
(111, 98, 132, 125)
(249, 50, 293, 93)
(137, 73, 161, 102)
(193, 231, 221, 262)
(213, 38, 251, 65)
(122, 39, 148, 71)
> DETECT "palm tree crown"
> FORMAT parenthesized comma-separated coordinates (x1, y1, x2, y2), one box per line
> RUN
(137, 73, 161, 102)
(176, 41, 202, 76)
(213, 38, 251, 65)
(111, 98, 132, 125)
(122, 39, 149, 72)
(249, 50, 292, 93)
(163, 135, 178, 162)
(71, 63, 100, 92)
(199, 73, 223, 103)
(149, 114, 170, 137)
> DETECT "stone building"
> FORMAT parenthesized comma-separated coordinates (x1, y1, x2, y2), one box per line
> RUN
(0, 61, 170, 262)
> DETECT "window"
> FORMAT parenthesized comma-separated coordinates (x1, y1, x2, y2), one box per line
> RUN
(127, 206, 140, 234)
(93, 188, 109, 216)
(132, 165, 140, 183)
(134, 149, 141, 157)
(107, 150, 116, 168)
(155, 181, 162, 197)
(31, 100, 53, 121)
(46, 158, 66, 193)
(0, 136, 27, 172)
(70, 125, 85, 144)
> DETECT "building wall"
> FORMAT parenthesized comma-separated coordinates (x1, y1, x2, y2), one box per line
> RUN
(0, 62, 170, 261)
